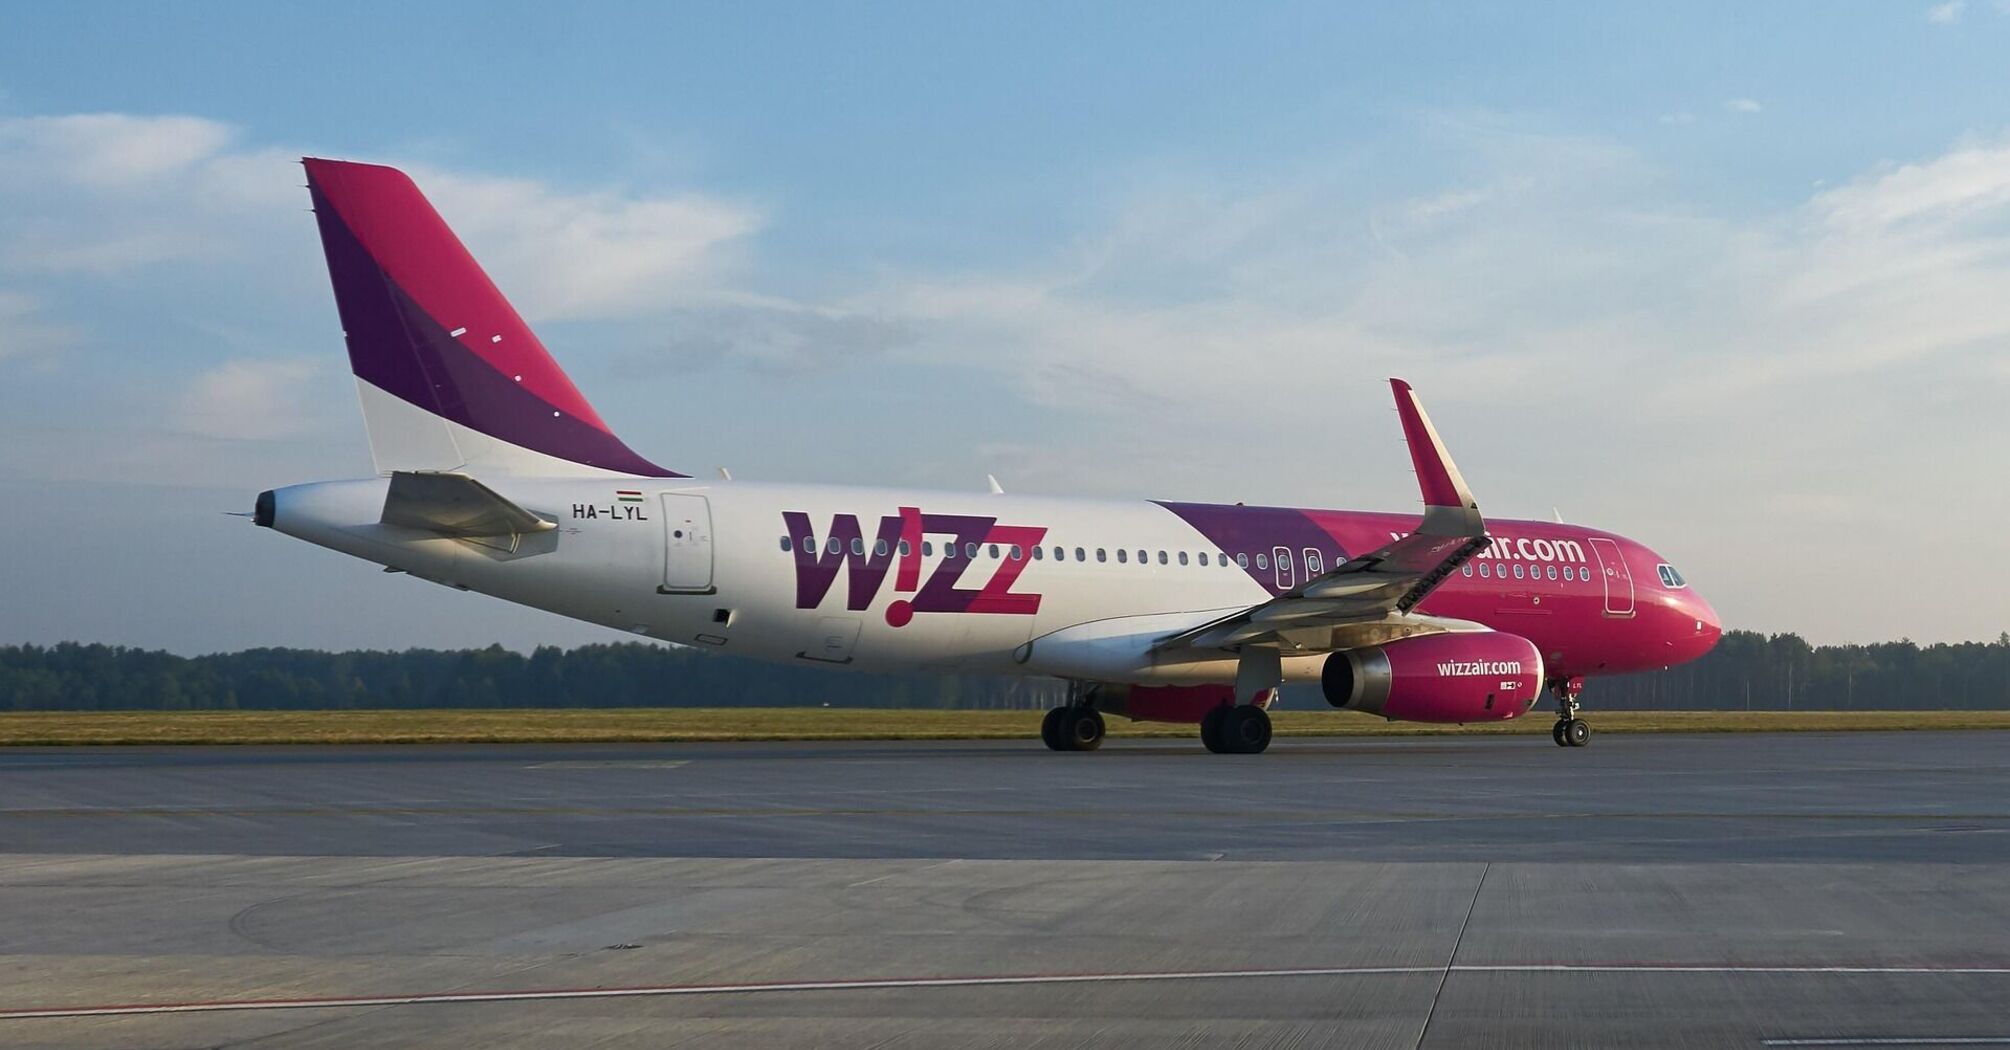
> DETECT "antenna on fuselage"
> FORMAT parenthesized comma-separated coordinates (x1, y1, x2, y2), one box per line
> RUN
(986, 474, 1004, 495)
(718, 467, 733, 481)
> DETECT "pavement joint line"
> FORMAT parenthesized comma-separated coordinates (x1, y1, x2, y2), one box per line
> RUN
(7, 964, 2010, 1021)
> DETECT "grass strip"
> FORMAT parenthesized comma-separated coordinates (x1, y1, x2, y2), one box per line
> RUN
(2, 708, 2007, 747)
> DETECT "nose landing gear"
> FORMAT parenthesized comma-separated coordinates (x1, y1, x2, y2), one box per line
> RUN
(1550, 677, 1590, 748)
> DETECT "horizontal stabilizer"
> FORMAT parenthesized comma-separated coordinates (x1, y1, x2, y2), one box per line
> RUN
(380, 471, 555, 538)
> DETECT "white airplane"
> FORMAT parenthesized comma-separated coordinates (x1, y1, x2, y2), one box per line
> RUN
(256, 159, 1720, 753)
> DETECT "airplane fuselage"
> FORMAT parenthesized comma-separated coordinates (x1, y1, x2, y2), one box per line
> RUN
(267, 477, 1720, 693)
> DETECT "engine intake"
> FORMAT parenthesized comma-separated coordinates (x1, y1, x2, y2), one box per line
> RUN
(1322, 631, 1543, 723)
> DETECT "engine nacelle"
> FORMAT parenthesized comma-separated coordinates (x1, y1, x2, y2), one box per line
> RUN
(1321, 631, 1543, 723)
(1093, 683, 1272, 724)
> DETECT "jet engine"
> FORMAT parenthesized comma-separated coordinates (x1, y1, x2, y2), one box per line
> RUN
(1321, 631, 1543, 723)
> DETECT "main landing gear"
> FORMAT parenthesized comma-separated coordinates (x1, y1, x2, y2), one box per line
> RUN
(1550, 677, 1590, 748)
(1201, 705, 1272, 755)
(1041, 704, 1106, 752)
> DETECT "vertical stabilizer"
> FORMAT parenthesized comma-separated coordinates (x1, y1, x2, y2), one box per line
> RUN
(303, 158, 679, 479)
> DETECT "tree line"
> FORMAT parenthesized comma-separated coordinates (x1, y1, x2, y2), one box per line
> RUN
(1, 630, 2006, 713)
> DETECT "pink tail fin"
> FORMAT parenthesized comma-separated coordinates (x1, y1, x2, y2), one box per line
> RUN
(304, 158, 679, 479)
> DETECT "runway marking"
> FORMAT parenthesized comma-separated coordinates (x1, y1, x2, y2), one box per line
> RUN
(5, 963, 2010, 1021)
(1768, 1029, 2010, 1037)
(526, 760, 690, 770)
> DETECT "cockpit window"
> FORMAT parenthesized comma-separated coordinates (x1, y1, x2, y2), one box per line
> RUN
(1657, 563, 1688, 589)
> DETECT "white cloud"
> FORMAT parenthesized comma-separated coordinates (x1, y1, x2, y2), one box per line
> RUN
(0, 113, 237, 187)
(413, 168, 761, 322)
(1928, 0, 1966, 23)
(0, 113, 763, 320)
(0, 290, 76, 360)
(3, 107, 2007, 644)
(1727, 98, 1763, 114)
(172, 358, 326, 440)
(831, 127, 2010, 643)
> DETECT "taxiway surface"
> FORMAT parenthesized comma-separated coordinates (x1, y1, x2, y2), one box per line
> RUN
(2, 731, 2007, 1047)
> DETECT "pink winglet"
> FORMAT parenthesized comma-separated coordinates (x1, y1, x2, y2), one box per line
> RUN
(1390, 378, 1473, 510)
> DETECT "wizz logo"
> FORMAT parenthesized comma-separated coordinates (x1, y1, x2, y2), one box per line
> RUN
(784, 507, 1046, 627)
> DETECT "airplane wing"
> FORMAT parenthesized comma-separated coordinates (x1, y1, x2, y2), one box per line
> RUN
(1154, 379, 1489, 653)
(380, 471, 556, 538)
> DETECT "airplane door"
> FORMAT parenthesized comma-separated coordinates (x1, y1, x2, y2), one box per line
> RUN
(1272, 546, 1295, 590)
(800, 618, 860, 664)
(659, 493, 715, 593)
(1589, 537, 1634, 617)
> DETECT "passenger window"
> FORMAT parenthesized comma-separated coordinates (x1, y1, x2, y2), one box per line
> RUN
(988, 544, 1000, 559)
(802, 537, 815, 554)
(874, 539, 889, 557)
(1178, 551, 1189, 566)
(1257, 553, 1270, 570)
(1480, 562, 1491, 578)
(923, 541, 934, 556)
(1462, 563, 1473, 577)
(1137, 550, 1147, 565)
(1199, 553, 1209, 566)
(1237, 553, 1249, 568)
(1513, 563, 1524, 579)
(1054, 546, 1065, 560)
(1010, 545, 1022, 560)
(1158, 551, 1168, 565)
(965, 542, 979, 558)
(1032, 546, 1042, 561)
(1117, 549, 1128, 564)
(1075, 547, 1086, 561)
(1097, 548, 1108, 563)
(898, 540, 911, 556)
(1546, 565, 1557, 580)
(1305, 550, 1324, 576)
(779, 536, 791, 552)
(827, 538, 842, 555)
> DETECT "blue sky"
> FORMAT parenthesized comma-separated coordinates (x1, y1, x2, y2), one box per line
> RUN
(2, 2, 2007, 651)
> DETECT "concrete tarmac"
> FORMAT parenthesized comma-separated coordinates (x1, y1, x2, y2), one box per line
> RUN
(2, 730, 2008, 1047)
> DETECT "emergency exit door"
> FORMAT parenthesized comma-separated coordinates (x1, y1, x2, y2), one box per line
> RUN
(659, 493, 714, 593)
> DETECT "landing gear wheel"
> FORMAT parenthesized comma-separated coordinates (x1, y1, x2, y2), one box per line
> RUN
(1062, 707, 1106, 751)
(1200, 706, 1229, 753)
(1041, 707, 1068, 751)
(1219, 706, 1272, 754)
(1548, 677, 1588, 749)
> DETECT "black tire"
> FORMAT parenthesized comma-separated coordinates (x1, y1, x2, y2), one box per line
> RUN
(1041, 707, 1068, 751)
(1222, 706, 1272, 754)
(1066, 707, 1105, 751)
(1551, 721, 1568, 747)
(1564, 718, 1590, 747)
(1200, 706, 1229, 753)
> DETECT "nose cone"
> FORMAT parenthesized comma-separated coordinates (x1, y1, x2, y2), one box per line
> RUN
(1668, 589, 1722, 664)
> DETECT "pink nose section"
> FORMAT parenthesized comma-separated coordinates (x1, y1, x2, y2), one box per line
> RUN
(1685, 593, 1722, 654)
